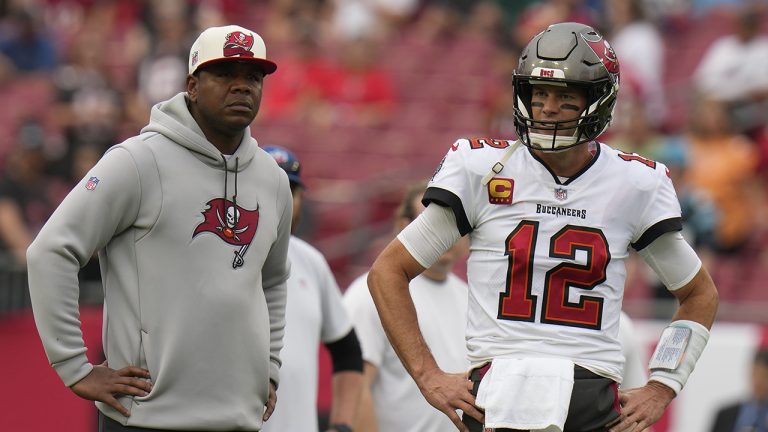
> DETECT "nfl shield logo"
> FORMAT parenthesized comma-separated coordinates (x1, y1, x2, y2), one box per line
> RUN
(554, 187, 567, 201)
(85, 176, 99, 191)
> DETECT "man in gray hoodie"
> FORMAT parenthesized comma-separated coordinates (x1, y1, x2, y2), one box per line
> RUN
(27, 25, 292, 431)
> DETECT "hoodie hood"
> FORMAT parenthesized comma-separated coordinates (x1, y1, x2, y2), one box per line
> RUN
(141, 92, 257, 172)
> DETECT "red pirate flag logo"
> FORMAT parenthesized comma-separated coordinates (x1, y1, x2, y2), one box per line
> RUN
(223, 31, 255, 58)
(193, 198, 259, 268)
(582, 33, 620, 82)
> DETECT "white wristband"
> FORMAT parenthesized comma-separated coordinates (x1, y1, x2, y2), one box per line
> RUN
(648, 320, 710, 394)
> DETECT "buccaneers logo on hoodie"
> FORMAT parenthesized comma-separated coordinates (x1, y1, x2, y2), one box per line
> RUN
(194, 198, 259, 268)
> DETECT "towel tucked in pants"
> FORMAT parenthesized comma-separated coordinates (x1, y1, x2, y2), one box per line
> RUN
(462, 362, 620, 432)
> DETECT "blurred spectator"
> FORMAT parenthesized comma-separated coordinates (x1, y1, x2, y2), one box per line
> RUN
(404, 2, 464, 47)
(611, 99, 671, 161)
(682, 95, 763, 254)
(605, 0, 665, 127)
(260, 24, 338, 123)
(331, 0, 419, 40)
(692, 3, 768, 134)
(0, 8, 56, 74)
(484, 0, 539, 35)
(692, 0, 755, 15)
(658, 141, 719, 254)
(136, 5, 191, 105)
(483, 40, 519, 137)
(464, 1, 505, 41)
(513, 0, 598, 49)
(52, 29, 125, 151)
(324, 36, 396, 128)
(0, 119, 59, 265)
(710, 348, 768, 432)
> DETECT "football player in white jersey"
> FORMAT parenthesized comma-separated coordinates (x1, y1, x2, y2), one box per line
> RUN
(367, 22, 719, 432)
(263, 146, 363, 432)
(344, 181, 469, 432)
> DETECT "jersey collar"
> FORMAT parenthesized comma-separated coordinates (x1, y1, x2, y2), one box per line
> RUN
(528, 141, 602, 186)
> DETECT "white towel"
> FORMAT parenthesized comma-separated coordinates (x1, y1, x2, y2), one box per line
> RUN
(475, 358, 574, 432)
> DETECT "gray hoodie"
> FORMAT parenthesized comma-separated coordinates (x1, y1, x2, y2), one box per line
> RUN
(27, 92, 292, 430)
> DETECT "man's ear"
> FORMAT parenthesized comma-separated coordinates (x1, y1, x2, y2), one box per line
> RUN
(186, 75, 198, 101)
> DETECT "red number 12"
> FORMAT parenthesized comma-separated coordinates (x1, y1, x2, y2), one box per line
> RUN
(498, 220, 610, 330)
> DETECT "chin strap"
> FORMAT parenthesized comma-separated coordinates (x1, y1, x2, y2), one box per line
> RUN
(528, 132, 579, 150)
(481, 140, 522, 186)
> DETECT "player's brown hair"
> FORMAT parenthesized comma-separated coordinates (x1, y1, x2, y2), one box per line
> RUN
(395, 180, 428, 222)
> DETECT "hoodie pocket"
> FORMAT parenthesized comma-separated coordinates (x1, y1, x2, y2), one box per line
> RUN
(136, 330, 155, 401)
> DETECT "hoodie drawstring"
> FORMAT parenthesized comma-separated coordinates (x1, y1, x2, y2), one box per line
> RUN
(221, 154, 240, 230)
(233, 157, 239, 217)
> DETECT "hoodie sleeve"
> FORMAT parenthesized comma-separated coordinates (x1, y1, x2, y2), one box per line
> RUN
(261, 172, 292, 387)
(27, 147, 141, 387)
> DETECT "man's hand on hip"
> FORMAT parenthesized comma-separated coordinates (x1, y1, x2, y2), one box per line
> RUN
(608, 381, 675, 432)
(70, 362, 152, 417)
(417, 368, 484, 432)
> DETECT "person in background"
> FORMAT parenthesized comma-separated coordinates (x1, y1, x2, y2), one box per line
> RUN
(605, 0, 665, 128)
(0, 119, 57, 266)
(0, 8, 57, 74)
(710, 348, 768, 432)
(693, 3, 768, 135)
(618, 311, 648, 390)
(263, 145, 363, 432)
(27, 24, 292, 431)
(344, 180, 469, 432)
(682, 95, 763, 255)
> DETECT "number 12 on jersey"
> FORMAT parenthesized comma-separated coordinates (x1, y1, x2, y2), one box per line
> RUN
(498, 220, 610, 330)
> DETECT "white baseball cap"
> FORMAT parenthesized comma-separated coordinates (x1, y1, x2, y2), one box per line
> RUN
(188, 25, 277, 75)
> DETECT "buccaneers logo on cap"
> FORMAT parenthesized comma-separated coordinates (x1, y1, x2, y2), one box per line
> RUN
(193, 198, 259, 268)
(223, 31, 255, 58)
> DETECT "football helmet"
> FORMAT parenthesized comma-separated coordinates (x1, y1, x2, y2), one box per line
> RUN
(513, 22, 620, 151)
(263, 145, 304, 187)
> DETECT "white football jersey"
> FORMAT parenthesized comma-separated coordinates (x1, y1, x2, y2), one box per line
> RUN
(262, 236, 352, 432)
(424, 138, 682, 382)
(344, 272, 469, 432)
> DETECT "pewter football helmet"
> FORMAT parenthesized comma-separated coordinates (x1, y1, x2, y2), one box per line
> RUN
(513, 22, 620, 151)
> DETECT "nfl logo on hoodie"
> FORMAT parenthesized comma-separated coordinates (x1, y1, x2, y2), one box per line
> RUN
(85, 177, 99, 191)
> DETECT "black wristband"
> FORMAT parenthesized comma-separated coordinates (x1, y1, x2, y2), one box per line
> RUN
(328, 424, 353, 432)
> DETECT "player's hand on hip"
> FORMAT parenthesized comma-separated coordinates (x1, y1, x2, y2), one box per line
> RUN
(417, 368, 483, 432)
(263, 381, 277, 421)
(70, 362, 152, 417)
(608, 381, 675, 432)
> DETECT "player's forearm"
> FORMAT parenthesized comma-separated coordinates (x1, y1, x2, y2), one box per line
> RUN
(329, 370, 364, 426)
(353, 363, 379, 432)
(671, 267, 718, 329)
(367, 241, 438, 382)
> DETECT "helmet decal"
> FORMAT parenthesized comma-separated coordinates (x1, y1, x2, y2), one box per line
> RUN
(583, 34, 620, 80)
